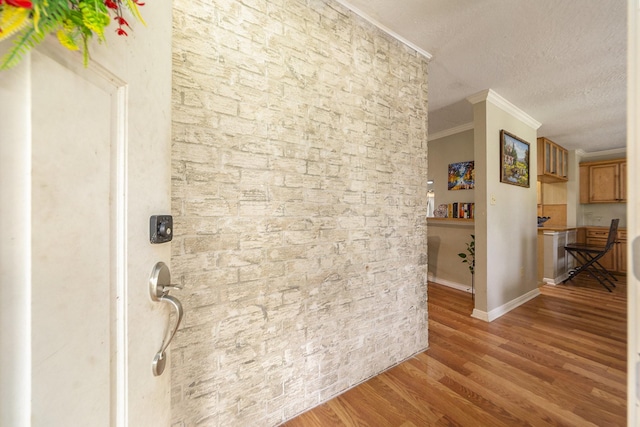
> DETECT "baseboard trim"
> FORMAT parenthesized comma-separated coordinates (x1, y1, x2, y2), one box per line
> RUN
(427, 274, 473, 294)
(543, 272, 569, 285)
(471, 287, 541, 322)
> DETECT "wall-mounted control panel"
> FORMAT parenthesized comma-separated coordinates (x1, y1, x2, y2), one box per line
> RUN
(150, 215, 173, 244)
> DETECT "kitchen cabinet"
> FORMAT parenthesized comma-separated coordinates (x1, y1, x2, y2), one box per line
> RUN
(579, 158, 626, 203)
(537, 181, 567, 227)
(582, 227, 626, 274)
(537, 137, 568, 182)
(618, 229, 627, 273)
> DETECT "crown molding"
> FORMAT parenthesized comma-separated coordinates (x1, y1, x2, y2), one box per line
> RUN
(467, 89, 542, 130)
(334, 1, 432, 60)
(578, 147, 627, 159)
(428, 122, 474, 141)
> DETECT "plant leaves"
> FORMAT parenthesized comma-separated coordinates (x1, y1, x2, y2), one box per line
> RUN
(123, 0, 146, 26)
(1, 0, 146, 70)
(0, 6, 31, 42)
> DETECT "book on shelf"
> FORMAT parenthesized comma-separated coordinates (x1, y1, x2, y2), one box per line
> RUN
(445, 202, 475, 219)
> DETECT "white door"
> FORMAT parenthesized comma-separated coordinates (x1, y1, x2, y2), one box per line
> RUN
(0, 3, 173, 426)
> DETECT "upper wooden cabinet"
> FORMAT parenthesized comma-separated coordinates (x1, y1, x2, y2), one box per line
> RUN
(579, 158, 626, 203)
(537, 137, 568, 182)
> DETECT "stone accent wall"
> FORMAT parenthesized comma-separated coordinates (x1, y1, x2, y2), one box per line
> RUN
(171, 0, 429, 425)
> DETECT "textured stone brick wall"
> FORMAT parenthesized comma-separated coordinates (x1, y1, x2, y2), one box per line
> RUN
(171, 0, 429, 425)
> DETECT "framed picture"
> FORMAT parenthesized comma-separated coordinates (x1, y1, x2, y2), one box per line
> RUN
(447, 161, 475, 190)
(500, 130, 530, 187)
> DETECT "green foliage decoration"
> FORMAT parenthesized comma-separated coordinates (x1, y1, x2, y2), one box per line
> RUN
(0, 0, 145, 70)
(458, 234, 475, 275)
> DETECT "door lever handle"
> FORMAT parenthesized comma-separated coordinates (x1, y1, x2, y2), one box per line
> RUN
(152, 294, 183, 376)
(149, 262, 184, 376)
(150, 263, 183, 299)
(160, 284, 183, 295)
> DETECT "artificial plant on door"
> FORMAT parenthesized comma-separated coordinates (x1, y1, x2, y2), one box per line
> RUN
(0, 0, 145, 70)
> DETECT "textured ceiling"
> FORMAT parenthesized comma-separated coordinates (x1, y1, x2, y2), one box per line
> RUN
(337, 0, 627, 153)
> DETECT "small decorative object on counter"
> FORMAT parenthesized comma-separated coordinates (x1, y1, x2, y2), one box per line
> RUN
(433, 204, 448, 218)
(537, 216, 551, 227)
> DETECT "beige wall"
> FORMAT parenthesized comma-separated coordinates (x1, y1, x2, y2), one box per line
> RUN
(171, 0, 429, 425)
(427, 130, 475, 288)
(471, 91, 540, 318)
(427, 222, 475, 288)
(428, 130, 475, 207)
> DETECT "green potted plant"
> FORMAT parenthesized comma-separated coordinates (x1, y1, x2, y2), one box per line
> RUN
(458, 234, 475, 300)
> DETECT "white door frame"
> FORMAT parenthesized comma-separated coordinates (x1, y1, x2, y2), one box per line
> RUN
(0, 54, 32, 427)
(628, 1, 640, 425)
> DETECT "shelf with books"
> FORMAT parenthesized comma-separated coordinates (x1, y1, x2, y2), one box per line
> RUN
(427, 217, 474, 224)
(432, 202, 475, 219)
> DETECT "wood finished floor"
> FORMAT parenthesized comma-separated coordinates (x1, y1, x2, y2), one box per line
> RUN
(283, 278, 627, 426)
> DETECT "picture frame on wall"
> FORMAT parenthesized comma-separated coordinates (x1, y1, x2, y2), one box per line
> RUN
(500, 130, 530, 187)
(447, 161, 475, 190)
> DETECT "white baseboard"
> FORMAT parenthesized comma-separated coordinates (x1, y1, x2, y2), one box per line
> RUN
(543, 272, 569, 286)
(471, 287, 541, 322)
(427, 273, 473, 294)
(470, 308, 489, 322)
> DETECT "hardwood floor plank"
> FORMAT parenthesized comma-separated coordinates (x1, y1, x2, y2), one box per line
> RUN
(561, 362, 626, 395)
(506, 324, 625, 371)
(591, 386, 627, 407)
(467, 360, 600, 427)
(573, 402, 625, 427)
(436, 374, 531, 427)
(378, 356, 512, 427)
(335, 382, 409, 426)
(476, 352, 622, 418)
(284, 405, 335, 427)
(375, 368, 446, 424)
(282, 280, 627, 426)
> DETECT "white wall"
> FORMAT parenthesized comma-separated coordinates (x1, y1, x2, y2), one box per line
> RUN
(579, 204, 627, 227)
(469, 90, 540, 320)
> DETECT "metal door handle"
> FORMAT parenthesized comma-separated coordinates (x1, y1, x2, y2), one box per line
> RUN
(149, 262, 184, 376)
(152, 294, 183, 376)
